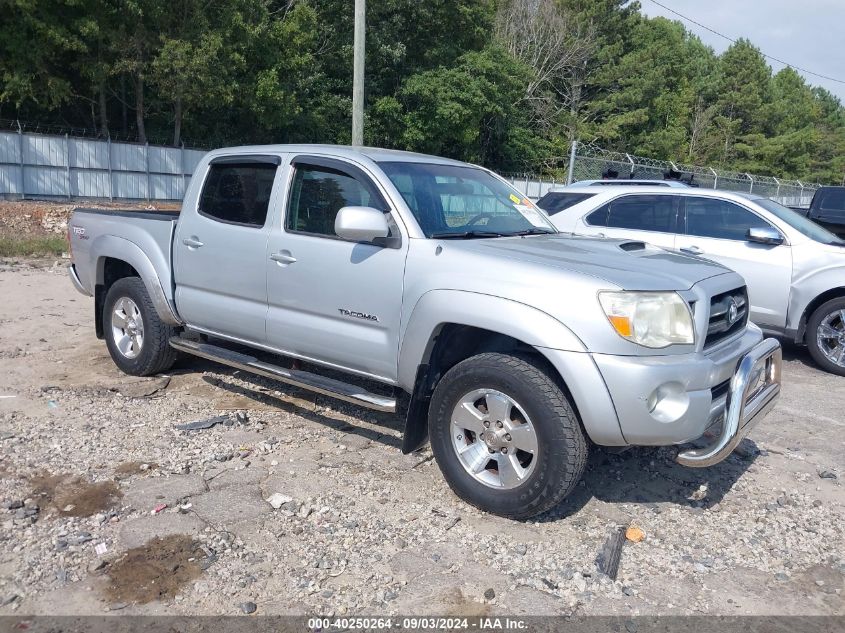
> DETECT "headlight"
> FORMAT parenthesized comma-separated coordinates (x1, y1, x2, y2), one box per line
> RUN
(599, 291, 694, 348)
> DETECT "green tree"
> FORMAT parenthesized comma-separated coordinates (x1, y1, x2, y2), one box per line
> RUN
(0, 0, 96, 112)
(1, 0, 844, 185)
(706, 39, 771, 165)
(589, 17, 716, 159)
(371, 46, 547, 171)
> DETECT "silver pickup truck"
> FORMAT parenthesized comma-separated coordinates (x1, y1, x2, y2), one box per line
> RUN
(68, 144, 782, 519)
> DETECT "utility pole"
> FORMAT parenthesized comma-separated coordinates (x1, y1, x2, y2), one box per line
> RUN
(566, 140, 577, 185)
(352, 0, 365, 146)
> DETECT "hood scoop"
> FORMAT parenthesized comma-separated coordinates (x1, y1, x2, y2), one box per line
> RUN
(618, 240, 647, 252)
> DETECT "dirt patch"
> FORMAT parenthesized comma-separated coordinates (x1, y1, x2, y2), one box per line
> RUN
(114, 461, 158, 479)
(112, 376, 171, 399)
(29, 473, 122, 517)
(104, 534, 204, 604)
(443, 589, 492, 617)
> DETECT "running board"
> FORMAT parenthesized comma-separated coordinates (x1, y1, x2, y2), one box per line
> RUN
(169, 337, 397, 413)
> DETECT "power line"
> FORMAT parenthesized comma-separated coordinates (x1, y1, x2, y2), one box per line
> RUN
(645, 0, 845, 85)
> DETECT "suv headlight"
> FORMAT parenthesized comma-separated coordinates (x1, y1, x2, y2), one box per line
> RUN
(599, 291, 695, 348)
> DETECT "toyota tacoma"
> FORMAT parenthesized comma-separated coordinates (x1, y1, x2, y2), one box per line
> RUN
(67, 145, 782, 519)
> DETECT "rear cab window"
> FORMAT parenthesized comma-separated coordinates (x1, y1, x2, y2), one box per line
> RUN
(198, 159, 279, 227)
(817, 189, 845, 214)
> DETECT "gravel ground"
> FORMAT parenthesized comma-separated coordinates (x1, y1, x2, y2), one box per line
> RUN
(0, 259, 842, 617)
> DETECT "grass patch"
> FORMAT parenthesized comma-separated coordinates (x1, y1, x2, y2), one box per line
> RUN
(0, 235, 67, 257)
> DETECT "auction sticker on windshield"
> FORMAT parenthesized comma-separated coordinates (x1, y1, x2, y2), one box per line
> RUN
(514, 199, 550, 228)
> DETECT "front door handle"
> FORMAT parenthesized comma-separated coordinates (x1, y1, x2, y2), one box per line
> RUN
(182, 236, 204, 248)
(270, 251, 297, 265)
(680, 245, 702, 255)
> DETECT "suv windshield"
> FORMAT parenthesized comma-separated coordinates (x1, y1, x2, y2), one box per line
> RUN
(754, 197, 845, 244)
(379, 161, 557, 238)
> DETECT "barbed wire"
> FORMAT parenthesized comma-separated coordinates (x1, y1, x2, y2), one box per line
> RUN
(1, 120, 827, 198)
(572, 142, 823, 189)
(0, 118, 210, 150)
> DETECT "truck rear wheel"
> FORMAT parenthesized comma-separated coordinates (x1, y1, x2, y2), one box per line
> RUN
(103, 277, 178, 376)
(428, 352, 587, 520)
(806, 297, 845, 376)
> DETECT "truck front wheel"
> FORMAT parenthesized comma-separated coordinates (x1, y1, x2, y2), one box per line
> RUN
(428, 352, 587, 520)
(103, 277, 178, 376)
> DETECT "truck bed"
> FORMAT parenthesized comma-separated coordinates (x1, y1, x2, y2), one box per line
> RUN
(68, 207, 180, 313)
(73, 207, 180, 221)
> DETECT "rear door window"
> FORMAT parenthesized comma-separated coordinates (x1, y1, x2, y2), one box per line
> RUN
(198, 162, 278, 227)
(602, 195, 679, 233)
(199, 162, 276, 227)
(684, 197, 772, 240)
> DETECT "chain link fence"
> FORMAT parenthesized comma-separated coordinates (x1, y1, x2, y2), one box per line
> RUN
(506, 142, 823, 207)
(1, 120, 826, 207)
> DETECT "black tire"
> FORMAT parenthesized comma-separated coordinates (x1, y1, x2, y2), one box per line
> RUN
(806, 297, 845, 376)
(103, 277, 178, 376)
(428, 352, 588, 520)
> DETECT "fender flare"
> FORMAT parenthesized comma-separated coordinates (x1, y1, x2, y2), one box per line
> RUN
(397, 289, 624, 448)
(398, 289, 587, 388)
(787, 267, 845, 337)
(91, 235, 181, 325)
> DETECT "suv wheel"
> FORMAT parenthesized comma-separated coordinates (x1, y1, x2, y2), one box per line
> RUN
(428, 352, 587, 519)
(807, 297, 845, 376)
(104, 277, 178, 376)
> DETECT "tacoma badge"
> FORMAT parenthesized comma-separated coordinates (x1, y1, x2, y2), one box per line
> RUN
(338, 308, 379, 322)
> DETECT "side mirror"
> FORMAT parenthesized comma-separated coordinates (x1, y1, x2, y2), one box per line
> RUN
(747, 226, 784, 245)
(335, 206, 390, 243)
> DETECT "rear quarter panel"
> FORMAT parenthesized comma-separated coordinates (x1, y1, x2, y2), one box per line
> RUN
(69, 210, 179, 322)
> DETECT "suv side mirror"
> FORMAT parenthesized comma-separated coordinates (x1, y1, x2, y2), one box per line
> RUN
(747, 226, 784, 245)
(335, 206, 390, 243)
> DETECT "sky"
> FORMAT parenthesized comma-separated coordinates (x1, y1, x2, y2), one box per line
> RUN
(637, 0, 845, 102)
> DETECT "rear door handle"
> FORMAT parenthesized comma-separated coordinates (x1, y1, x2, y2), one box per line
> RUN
(680, 245, 702, 255)
(182, 236, 204, 248)
(270, 251, 297, 265)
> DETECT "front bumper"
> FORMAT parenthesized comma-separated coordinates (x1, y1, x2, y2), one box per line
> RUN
(592, 325, 767, 445)
(676, 337, 781, 467)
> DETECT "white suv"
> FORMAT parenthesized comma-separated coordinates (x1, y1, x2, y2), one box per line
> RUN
(540, 186, 845, 375)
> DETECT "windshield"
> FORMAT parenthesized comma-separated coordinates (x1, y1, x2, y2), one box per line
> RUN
(755, 197, 845, 244)
(378, 161, 557, 238)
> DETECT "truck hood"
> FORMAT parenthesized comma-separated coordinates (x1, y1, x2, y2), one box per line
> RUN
(449, 234, 731, 291)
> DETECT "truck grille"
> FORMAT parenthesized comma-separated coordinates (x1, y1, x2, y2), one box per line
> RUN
(705, 287, 748, 348)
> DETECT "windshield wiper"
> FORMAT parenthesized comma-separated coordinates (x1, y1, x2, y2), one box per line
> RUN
(509, 228, 557, 236)
(429, 230, 507, 239)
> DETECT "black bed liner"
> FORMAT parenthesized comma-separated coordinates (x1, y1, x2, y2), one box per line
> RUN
(74, 208, 180, 222)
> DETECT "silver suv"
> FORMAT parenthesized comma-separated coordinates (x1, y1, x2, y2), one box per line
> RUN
(67, 146, 781, 518)
(543, 186, 845, 375)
